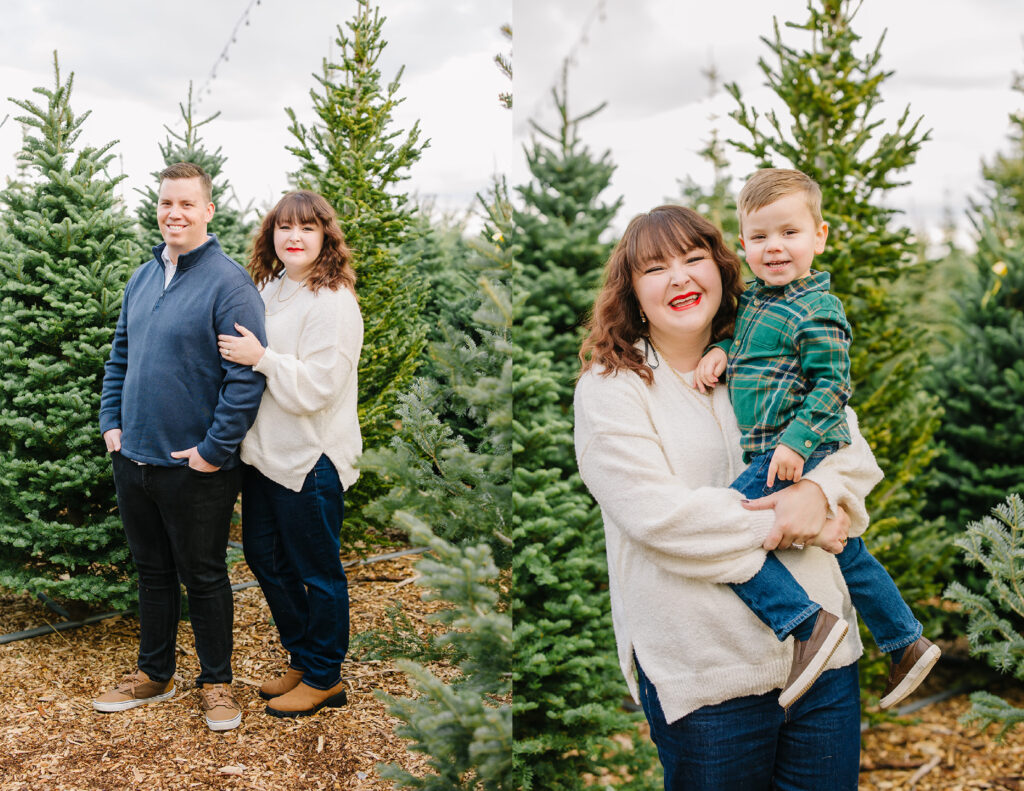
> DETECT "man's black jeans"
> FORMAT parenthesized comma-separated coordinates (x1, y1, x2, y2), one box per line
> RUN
(111, 452, 240, 685)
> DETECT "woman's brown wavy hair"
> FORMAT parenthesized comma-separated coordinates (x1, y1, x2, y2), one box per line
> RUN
(579, 204, 744, 385)
(249, 190, 356, 294)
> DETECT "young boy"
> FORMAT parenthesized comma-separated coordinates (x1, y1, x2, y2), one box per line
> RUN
(695, 168, 939, 709)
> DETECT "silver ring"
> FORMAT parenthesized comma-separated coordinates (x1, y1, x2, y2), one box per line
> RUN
(225, 348, 231, 357)
(792, 542, 805, 550)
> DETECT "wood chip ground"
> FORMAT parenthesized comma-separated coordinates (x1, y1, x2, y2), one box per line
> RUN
(5, 552, 1024, 790)
(0, 547, 449, 790)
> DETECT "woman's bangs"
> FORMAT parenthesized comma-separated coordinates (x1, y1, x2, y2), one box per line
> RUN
(274, 194, 321, 228)
(627, 213, 698, 273)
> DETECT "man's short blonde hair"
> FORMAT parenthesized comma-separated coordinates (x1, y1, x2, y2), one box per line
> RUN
(737, 168, 823, 233)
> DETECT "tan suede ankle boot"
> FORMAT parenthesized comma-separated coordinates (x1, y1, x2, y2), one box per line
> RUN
(265, 679, 348, 718)
(258, 667, 304, 701)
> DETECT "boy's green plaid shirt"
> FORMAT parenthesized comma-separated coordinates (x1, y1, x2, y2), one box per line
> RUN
(717, 270, 852, 462)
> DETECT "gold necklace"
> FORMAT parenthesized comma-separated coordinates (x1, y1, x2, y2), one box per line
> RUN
(647, 336, 718, 420)
(265, 275, 307, 317)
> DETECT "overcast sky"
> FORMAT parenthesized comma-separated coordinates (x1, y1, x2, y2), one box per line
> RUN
(0, 0, 511, 225)
(514, 0, 1024, 243)
(2, 1, 1023, 245)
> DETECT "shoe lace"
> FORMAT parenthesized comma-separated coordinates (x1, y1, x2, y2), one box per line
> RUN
(201, 685, 238, 711)
(113, 671, 147, 695)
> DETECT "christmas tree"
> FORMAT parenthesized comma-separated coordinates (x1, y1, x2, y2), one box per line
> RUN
(513, 64, 622, 397)
(361, 182, 513, 562)
(364, 181, 513, 787)
(0, 54, 140, 607)
(376, 516, 512, 790)
(926, 69, 1024, 529)
(945, 494, 1024, 739)
(512, 77, 657, 789)
(982, 69, 1024, 222)
(286, 0, 428, 539)
(725, 0, 948, 629)
(135, 84, 256, 262)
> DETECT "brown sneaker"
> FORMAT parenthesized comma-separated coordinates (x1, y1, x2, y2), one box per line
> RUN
(93, 670, 175, 713)
(200, 683, 242, 732)
(265, 680, 348, 719)
(259, 667, 304, 700)
(778, 610, 849, 709)
(879, 637, 941, 710)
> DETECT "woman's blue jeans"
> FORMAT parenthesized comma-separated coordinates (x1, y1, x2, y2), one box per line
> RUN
(728, 445, 921, 653)
(241, 456, 350, 690)
(636, 658, 861, 790)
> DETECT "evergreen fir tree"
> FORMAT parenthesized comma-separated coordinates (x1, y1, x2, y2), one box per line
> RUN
(925, 63, 1024, 531)
(399, 211, 477, 379)
(512, 313, 656, 790)
(513, 63, 622, 397)
(0, 54, 140, 607)
(889, 214, 969, 363)
(496, 24, 513, 110)
(364, 182, 513, 787)
(376, 514, 513, 790)
(135, 84, 255, 262)
(945, 494, 1024, 739)
(512, 75, 657, 789)
(925, 187, 1024, 529)
(286, 0, 428, 539)
(725, 0, 948, 629)
(361, 182, 513, 562)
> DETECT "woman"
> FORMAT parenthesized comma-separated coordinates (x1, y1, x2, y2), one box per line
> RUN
(574, 205, 882, 788)
(217, 190, 362, 718)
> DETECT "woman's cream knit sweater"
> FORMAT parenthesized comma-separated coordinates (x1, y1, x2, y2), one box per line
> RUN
(241, 281, 363, 492)
(574, 360, 883, 724)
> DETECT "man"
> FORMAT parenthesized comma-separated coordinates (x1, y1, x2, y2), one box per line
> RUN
(94, 162, 266, 732)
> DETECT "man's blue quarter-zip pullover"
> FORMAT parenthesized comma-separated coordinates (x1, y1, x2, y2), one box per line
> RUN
(99, 235, 266, 469)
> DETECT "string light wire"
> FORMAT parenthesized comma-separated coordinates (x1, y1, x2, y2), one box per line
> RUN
(195, 0, 263, 106)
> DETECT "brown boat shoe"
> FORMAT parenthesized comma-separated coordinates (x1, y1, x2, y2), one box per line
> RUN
(92, 669, 175, 713)
(265, 679, 348, 719)
(879, 636, 941, 710)
(779, 610, 849, 709)
(259, 667, 305, 701)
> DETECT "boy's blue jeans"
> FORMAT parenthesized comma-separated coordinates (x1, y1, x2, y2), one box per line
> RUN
(729, 444, 922, 653)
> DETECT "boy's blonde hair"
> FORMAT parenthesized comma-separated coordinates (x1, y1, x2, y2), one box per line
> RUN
(737, 168, 823, 233)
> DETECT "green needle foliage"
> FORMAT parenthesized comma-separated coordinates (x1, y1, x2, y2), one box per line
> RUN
(513, 64, 622, 399)
(376, 513, 512, 790)
(361, 181, 513, 564)
(0, 54, 140, 607)
(983, 69, 1024, 222)
(286, 0, 428, 540)
(135, 83, 256, 262)
(926, 72, 1024, 531)
(363, 181, 512, 787)
(512, 79, 657, 789)
(725, 0, 948, 647)
(945, 494, 1024, 740)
